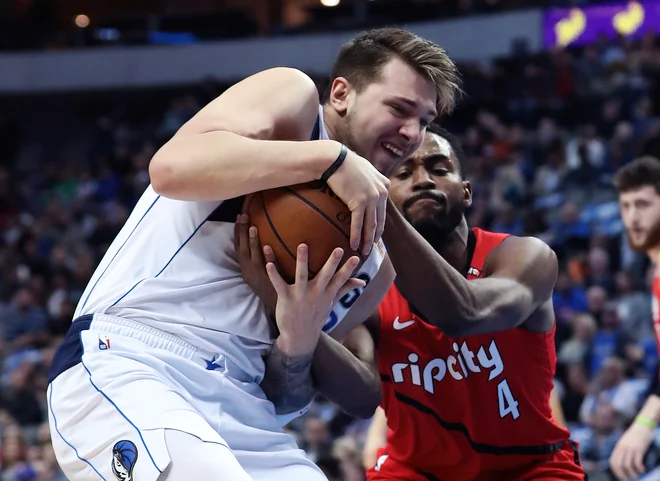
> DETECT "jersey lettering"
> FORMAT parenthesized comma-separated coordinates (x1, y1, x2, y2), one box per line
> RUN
(340, 273, 372, 309)
(497, 379, 520, 420)
(323, 273, 372, 332)
(390, 340, 513, 408)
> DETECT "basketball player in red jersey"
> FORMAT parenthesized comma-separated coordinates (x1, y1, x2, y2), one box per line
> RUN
(610, 157, 660, 481)
(239, 125, 584, 480)
(361, 124, 584, 481)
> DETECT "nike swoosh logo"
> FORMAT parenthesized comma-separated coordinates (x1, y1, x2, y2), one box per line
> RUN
(393, 316, 415, 330)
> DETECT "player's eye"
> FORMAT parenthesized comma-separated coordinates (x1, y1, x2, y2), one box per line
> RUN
(390, 104, 406, 117)
(395, 171, 411, 180)
(432, 168, 449, 176)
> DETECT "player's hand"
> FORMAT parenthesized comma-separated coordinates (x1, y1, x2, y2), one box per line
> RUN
(266, 244, 366, 357)
(234, 214, 277, 319)
(610, 421, 655, 480)
(326, 148, 390, 257)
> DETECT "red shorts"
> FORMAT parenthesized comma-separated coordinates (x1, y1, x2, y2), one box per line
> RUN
(366, 442, 585, 481)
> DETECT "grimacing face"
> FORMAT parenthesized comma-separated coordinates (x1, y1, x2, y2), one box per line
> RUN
(328, 57, 438, 176)
(618, 185, 660, 252)
(389, 131, 472, 239)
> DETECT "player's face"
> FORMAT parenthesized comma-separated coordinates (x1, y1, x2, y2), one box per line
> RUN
(330, 57, 438, 176)
(389, 132, 472, 239)
(619, 185, 660, 252)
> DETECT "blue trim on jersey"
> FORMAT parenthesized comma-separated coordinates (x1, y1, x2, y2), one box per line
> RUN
(165, 429, 232, 452)
(108, 218, 208, 308)
(48, 315, 94, 384)
(48, 382, 107, 480)
(80, 333, 164, 474)
(311, 114, 320, 141)
(80, 195, 161, 312)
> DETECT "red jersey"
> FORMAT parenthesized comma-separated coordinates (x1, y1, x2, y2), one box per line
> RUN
(370, 228, 583, 481)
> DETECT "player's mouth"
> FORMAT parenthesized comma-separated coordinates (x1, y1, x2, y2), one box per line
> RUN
(382, 142, 404, 158)
(404, 192, 446, 211)
(629, 228, 645, 239)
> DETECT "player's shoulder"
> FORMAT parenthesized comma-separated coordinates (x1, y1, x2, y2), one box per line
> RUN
(177, 67, 320, 140)
(486, 233, 556, 270)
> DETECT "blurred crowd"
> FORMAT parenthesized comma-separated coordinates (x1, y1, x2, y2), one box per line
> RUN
(3, 31, 660, 481)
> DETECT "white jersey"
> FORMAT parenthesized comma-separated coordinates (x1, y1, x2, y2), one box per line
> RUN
(74, 105, 386, 380)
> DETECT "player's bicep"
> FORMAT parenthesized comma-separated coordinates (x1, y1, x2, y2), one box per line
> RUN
(484, 236, 558, 311)
(176, 67, 320, 141)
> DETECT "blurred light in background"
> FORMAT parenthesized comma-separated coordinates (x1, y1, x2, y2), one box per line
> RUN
(320, 0, 341, 7)
(74, 14, 90, 28)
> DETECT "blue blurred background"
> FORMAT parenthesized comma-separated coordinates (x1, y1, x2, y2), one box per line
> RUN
(2, 0, 660, 480)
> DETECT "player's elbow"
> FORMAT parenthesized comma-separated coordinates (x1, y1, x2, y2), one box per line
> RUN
(149, 143, 180, 196)
(149, 137, 200, 198)
(531, 239, 559, 302)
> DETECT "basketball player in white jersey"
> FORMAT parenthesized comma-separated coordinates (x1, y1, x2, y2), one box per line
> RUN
(46, 28, 459, 481)
(610, 157, 660, 481)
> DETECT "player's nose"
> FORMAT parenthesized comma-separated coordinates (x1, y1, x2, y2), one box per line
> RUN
(411, 168, 435, 191)
(398, 118, 423, 148)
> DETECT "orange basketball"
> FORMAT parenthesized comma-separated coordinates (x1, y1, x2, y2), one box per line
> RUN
(244, 181, 365, 283)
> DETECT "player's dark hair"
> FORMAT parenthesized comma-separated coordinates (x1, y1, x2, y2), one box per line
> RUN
(426, 123, 467, 176)
(613, 156, 660, 194)
(323, 27, 460, 115)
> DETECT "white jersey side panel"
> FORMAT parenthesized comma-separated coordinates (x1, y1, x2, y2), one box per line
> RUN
(74, 105, 386, 379)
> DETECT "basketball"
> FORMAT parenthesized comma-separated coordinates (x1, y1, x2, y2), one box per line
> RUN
(244, 181, 365, 283)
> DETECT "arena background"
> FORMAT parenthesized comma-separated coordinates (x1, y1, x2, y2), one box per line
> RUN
(2, 0, 660, 479)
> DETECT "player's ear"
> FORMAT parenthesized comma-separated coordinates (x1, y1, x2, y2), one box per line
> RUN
(463, 180, 472, 209)
(328, 77, 351, 115)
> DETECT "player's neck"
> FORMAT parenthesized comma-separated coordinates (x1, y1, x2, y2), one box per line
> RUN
(431, 217, 470, 272)
(322, 103, 340, 142)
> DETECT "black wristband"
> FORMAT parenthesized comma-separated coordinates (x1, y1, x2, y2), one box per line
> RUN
(320, 144, 348, 183)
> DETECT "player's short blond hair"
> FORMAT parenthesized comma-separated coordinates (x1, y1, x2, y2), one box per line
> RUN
(325, 27, 461, 116)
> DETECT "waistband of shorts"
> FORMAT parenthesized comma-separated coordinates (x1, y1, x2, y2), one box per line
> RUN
(73, 313, 255, 383)
(74, 313, 204, 360)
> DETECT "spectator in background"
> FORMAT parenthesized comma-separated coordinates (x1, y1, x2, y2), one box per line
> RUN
(558, 313, 597, 367)
(586, 301, 639, 377)
(586, 246, 615, 294)
(614, 270, 654, 341)
(0, 361, 43, 428)
(299, 415, 333, 464)
(553, 202, 591, 252)
(553, 270, 589, 323)
(578, 403, 624, 481)
(2, 290, 47, 352)
(580, 357, 640, 426)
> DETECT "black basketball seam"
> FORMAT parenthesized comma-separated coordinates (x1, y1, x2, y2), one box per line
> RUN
(283, 186, 365, 262)
(261, 192, 297, 263)
(260, 192, 319, 278)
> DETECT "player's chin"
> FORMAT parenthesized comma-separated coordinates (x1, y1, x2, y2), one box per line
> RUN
(629, 237, 651, 252)
(409, 215, 443, 233)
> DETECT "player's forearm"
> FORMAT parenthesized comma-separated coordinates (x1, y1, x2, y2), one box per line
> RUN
(261, 336, 315, 414)
(382, 199, 479, 334)
(311, 333, 381, 419)
(150, 132, 339, 201)
(382, 200, 528, 336)
(637, 394, 660, 423)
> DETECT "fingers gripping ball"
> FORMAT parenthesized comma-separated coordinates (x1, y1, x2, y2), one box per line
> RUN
(244, 181, 365, 283)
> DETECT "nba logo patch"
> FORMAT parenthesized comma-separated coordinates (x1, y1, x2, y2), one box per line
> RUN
(98, 335, 111, 351)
